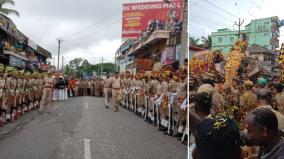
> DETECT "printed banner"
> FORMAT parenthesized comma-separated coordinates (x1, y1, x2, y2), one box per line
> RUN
(162, 47, 176, 65)
(122, 0, 183, 39)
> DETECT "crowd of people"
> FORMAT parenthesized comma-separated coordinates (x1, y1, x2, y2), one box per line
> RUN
(100, 65, 188, 145)
(51, 76, 105, 101)
(188, 73, 284, 159)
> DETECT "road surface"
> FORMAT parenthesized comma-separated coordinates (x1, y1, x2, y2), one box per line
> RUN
(0, 97, 187, 159)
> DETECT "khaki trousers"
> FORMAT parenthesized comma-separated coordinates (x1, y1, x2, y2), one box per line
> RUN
(40, 88, 53, 111)
(112, 89, 121, 109)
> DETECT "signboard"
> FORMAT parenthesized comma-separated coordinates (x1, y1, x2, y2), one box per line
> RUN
(39, 64, 50, 71)
(161, 47, 175, 65)
(9, 55, 26, 68)
(122, 0, 183, 39)
(135, 58, 153, 71)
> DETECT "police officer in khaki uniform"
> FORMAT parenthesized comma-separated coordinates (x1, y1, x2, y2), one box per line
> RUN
(120, 73, 126, 107)
(39, 70, 54, 113)
(167, 72, 179, 135)
(173, 70, 187, 137)
(147, 72, 159, 124)
(4, 67, 16, 122)
(123, 71, 131, 108)
(103, 74, 112, 109)
(158, 72, 170, 131)
(111, 72, 121, 112)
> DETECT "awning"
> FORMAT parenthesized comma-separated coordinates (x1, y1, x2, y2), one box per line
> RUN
(127, 30, 170, 56)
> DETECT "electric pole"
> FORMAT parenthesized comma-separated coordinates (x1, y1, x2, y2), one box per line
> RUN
(235, 18, 244, 38)
(57, 38, 63, 71)
(179, 0, 188, 67)
(62, 56, 64, 71)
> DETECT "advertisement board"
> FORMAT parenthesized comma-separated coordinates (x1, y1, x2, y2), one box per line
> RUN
(9, 55, 26, 68)
(161, 47, 176, 65)
(122, 0, 183, 39)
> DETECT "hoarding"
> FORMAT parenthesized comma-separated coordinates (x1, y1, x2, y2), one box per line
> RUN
(161, 47, 175, 65)
(122, 0, 183, 39)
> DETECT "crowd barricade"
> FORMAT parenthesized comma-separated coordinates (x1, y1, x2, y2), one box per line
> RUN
(121, 91, 188, 144)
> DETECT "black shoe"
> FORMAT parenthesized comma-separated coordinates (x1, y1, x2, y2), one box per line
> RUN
(164, 130, 173, 136)
(106, 106, 109, 109)
(173, 133, 182, 138)
(138, 113, 142, 117)
(159, 126, 167, 131)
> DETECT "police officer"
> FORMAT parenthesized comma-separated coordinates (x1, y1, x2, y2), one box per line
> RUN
(103, 74, 112, 109)
(111, 72, 121, 112)
(39, 70, 54, 113)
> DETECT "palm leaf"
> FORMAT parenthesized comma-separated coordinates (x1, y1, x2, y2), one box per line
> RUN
(0, 0, 15, 6)
(0, 8, 19, 16)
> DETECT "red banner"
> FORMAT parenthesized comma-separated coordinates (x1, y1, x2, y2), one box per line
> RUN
(122, 0, 184, 39)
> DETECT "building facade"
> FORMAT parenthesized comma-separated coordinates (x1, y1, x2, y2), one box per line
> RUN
(0, 13, 52, 71)
(212, 16, 282, 54)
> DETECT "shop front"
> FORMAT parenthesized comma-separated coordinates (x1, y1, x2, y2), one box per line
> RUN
(6, 51, 27, 69)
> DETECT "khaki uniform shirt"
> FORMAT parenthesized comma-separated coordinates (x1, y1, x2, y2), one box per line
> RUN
(161, 81, 168, 94)
(169, 80, 178, 93)
(111, 77, 121, 89)
(44, 76, 54, 87)
(103, 78, 112, 88)
(125, 78, 131, 89)
(0, 77, 5, 97)
(177, 80, 187, 98)
(121, 78, 126, 89)
(156, 82, 163, 95)
(150, 79, 159, 95)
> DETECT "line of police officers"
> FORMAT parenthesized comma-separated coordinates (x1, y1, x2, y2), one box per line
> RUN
(103, 66, 188, 143)
(0, 64, 54, 125)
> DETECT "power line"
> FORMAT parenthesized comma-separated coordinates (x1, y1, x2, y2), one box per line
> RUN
(195, 5, 235, 23)
(190, 15, 232, 28)
(63, 7, 122, 40)
(189, 0, 204, 8)
(203, 0, 238, 19)
(63, 16, 121, 44)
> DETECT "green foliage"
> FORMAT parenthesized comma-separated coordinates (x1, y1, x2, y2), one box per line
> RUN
(0, 0, 19, 17)
(64, 58, 115, 78)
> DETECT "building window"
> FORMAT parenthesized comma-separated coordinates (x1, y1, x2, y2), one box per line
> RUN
(230, 37, 234, 42)
(265, 22, 269, 24)
(264, 33, 269, 36)
(218, 37, 222, 43)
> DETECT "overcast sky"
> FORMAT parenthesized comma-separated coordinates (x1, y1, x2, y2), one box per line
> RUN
(189, 0, 284, 46)
(7, 0, 130, 67)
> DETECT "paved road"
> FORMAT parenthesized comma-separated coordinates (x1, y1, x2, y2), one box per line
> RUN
(0, 97, 187, 159)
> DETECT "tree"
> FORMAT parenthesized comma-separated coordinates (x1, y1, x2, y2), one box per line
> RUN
(189, 36, 200, 46)
(201, 35, 212, 49)
(0, 0, 19, 17)
(64, 58, 115, 78)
